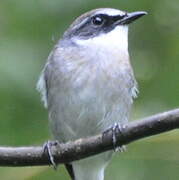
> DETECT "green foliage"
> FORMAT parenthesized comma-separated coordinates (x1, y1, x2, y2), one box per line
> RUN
(0, 0, 179, 179)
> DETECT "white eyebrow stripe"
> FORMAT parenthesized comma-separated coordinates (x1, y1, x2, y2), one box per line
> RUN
(96, 8, 126, 16)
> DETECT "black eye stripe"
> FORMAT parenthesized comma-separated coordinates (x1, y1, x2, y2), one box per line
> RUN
(111, 14, 126, 22)
(67, 13, 127, 39)
(92, 15, 105, 26)
(91, 14, 126, 25)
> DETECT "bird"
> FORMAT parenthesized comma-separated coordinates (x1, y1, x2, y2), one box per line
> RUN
(37, 8, 147, 180)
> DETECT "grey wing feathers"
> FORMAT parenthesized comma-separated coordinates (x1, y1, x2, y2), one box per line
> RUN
(37, 50, 55, 108)
(37, 68, 48, 108)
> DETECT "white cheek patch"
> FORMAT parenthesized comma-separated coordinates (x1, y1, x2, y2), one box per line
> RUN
(75, 26, 128, 52)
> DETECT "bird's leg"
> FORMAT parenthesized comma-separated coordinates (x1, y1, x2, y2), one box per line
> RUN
(43, 140, 60, 170)
(103, 123, 126, 152)
(112, 123, 126, 152)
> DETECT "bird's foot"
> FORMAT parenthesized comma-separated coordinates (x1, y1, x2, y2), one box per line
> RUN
(112, 123, 126, 152)
(103, 123, 126, 152)
(43, 140, 60, 170)
(114, 145, 127, 152)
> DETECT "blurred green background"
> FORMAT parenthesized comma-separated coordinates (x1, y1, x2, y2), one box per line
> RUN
(0, 0, 179, 179)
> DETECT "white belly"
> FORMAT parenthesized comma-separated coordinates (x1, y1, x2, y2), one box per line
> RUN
(48, 66, 134, 142)
(38, 44, 137, 142)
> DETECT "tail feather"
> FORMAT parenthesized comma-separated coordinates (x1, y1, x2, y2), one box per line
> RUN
(65, 164, 75, 180)
(72, 157, 109, 180)
(73, 164, 105, 180)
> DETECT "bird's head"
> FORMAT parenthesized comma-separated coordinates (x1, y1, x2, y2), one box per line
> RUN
(63, 8, 147, 51)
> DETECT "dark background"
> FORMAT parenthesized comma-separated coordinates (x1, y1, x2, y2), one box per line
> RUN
(0, 0, 179, 179)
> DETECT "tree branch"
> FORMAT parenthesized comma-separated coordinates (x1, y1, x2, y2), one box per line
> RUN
(0, 108, 179, 167)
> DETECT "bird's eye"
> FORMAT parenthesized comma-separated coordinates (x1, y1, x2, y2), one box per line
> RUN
(92, 16, 105, 26)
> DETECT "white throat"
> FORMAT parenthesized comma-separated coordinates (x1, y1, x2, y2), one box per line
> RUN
(75, 25, 129, 52)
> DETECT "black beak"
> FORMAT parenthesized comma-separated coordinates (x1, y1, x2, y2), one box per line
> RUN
(116, 11, 147, 25)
